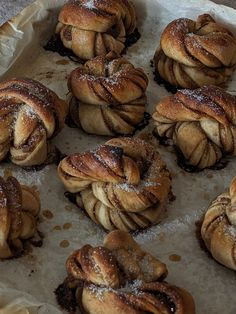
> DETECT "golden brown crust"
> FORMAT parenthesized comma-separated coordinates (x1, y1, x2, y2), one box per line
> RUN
(58, 137, 171, 231)
(0, 78, 68, 166)
(56, 231, 195, 314)
(68, 52, 148, 135)
(82, 281, 195, 314)
(0, 176, 41, 259)
(201, 177, 236, 270)
(152, 85, 236, 169)
(66, 245, 120, 288)
(56, 0, 137, 60)
(103, 230, 168, 281)
(153, 14, 236, 88)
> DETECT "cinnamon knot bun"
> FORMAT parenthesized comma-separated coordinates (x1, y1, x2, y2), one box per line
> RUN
(58, 137, 171, 231)
(56, 0, 137, 60)
(201, 177, 236, 270)
(0, 78, 68, 166)
(68, 52, 148, 135)
(55, 230, 195, 314)
(0, 176, 40, 259)
(154, 14, 236, 89)
(152, 85, 236, 169)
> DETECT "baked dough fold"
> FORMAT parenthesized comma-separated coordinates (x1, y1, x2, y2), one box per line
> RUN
(56, 0, 137, 60)
(201, 177, 236, 270)
(55, 230, 195, 314)
(153, 14, 236, 88)
(0, 78, 68, 166)
(0, 176, 41, 259)
(152, 85, 236, 169)
(58, 137, 171, 231)
(68, 52, 148, 135)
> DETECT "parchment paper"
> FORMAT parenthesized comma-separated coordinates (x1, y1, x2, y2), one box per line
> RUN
(0, 0, 236, 313)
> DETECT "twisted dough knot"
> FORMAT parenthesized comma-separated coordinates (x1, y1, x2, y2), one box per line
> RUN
(56, 0, 137, 60)
(66, 231, 167, 290)
(103, 230, 168, 282)
(66, 245, 121, 288)
(154, 14, 236, 88)
(58, 137, 171, 231)
(0, 176, 40, 259)
(68, 52, 148, 135)
(0, 78, 67, 166)
(56, 231, 195, 314)
(152, 85, 236, 169)
(201, 177, 236, 270)
(83, 282, 195, 314)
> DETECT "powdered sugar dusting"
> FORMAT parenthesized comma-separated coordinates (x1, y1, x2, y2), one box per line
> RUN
(88, 279, 144, 301)
(225, 224, 236, 239)
(87, 284, 113, 301)
(186, 33, 204, 50)
(119, 279, 143, 296)
(139, 255, 152, 276)
(135, 210, 201, 243)
(169, 18, 190, 41)
(83, 0, 96, 10)
(179, 88, 224, 116)
(115, 180, 161, 193)
(22, 105, 37, 119)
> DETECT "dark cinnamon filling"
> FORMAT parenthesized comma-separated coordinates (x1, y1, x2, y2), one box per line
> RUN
(153, 68, 179, 94)
(125, 28, 141, 48)
(55, 276, 177, 314)
(64, 191, 77, 205)
(55, 278, 81, 313)
(44, 35, 83, 63)
(29, 230, 44, 248)
(134, 112, 151, 132)
(142, 290, 176, 313)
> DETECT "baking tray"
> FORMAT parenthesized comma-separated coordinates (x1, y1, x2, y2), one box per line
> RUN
(0, 0, 236, 313)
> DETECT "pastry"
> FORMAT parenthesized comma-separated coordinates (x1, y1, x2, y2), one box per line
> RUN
(0, 176, 41, 259)
(103, 230, 168, 282)
(56, 0, 137, 60)
(153, 14, 236, 89)
(68, 52, 148, 135)
(58, 137, 171, 231)
(55, 230, 195, 314)
(152, 85, 236, 170)
(0, 78, 68, 166)
(201, 177, 236, 270)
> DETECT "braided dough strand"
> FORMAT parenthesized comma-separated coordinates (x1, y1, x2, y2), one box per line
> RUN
(56, 0, 137, 60)
(82, 281, 195, 314)
(0, 176, 40, 259)
(58, 137, 171, 231)
(153, 85, 236, 169)
(201, 177, 236, 270)
(0, 78, 68, 166)
(68, 52, 148, 135)
(154, 14, 236, 88)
